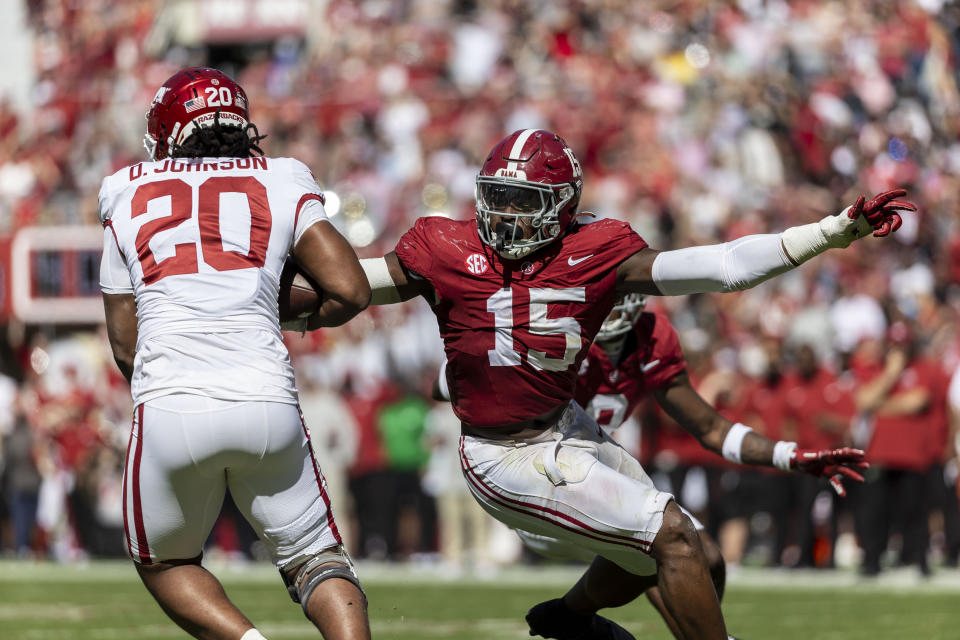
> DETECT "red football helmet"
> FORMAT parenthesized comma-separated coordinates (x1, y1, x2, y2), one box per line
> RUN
(476, 129, 583, 259)
(144, 67, 251, 160)
(596, 293, 647, 342)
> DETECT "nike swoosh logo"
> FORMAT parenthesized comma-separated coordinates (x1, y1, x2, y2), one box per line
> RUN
(568, 254, 593, 266)
(641, 359, 661, 372)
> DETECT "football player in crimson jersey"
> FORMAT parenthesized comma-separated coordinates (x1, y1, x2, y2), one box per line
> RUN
(100, 68, 371, 640)
(573, 297, 865, 638)
(435, 295, 858, 639)
(571, 295, 731, 639)
(431, 295, 731, 638)
(353, 128, 913, 640)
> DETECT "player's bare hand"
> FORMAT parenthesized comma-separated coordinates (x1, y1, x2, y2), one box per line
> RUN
(847, 189, 917, 238)
(791, 447, 869, 497)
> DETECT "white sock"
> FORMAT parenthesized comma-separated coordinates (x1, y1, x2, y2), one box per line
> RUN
(240, 629, 268, 640)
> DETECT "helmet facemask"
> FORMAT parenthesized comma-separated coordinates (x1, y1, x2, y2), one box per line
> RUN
(596, 294, 647, 342)
(143, 128, 159, 160)
(476, 176, 577, 260)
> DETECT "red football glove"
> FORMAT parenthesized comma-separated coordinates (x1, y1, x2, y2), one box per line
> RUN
(790, 447, 869, 497)
(847, 189, 917, 238)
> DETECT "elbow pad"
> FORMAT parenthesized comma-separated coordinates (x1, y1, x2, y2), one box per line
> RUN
(652, 234, 794, 296)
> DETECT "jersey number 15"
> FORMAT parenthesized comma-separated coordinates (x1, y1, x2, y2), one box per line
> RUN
(486, 287, 585, 372)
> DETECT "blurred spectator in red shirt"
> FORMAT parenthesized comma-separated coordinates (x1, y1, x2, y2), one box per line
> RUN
(345, 376, 398, 560)
(851, 324, 936, 576)
(721, 336, 793, 567)
(923, 349, 959, 568)
(782, 343, 856, 568)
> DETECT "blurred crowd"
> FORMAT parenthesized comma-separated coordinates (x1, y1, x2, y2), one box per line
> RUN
(2, 0, 960, 576)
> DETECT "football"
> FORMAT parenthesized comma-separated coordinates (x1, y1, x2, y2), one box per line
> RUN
(278, 258, 323, 322)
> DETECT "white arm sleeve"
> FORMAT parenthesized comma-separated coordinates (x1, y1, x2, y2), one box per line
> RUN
(99, 227, 134, 294)
(652, 233, 795, 296)
(360, 257, 402, 305)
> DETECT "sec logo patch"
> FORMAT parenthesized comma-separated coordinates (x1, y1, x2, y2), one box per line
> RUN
(465, 253, 489, 275)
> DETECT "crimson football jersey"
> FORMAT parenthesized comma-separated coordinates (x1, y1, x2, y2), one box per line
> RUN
(574, 311, 687, 431)
(395, 216, 647, 427)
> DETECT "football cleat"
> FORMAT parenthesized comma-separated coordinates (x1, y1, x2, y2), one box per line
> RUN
(525, 598, 635, 640)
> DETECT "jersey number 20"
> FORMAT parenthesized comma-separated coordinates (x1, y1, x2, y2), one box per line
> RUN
(131, 177, 272, 285)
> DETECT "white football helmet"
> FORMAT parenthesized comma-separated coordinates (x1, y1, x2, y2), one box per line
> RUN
(596, 293, 646, 342)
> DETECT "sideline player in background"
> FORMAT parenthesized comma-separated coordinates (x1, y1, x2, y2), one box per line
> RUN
(352, 129, 912, 639)
(99, 67, 371, 640)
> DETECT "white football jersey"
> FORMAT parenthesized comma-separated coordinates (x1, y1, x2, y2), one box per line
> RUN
(98, 156, 327, 406)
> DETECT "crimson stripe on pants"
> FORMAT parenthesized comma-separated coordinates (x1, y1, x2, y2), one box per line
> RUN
(121, 408, 136, 559)
(458, 437, 651, 553)
(131, 404, 152, 564)
(298, 407, 342, 544)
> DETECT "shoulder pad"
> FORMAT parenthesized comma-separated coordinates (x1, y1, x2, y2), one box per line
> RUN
(97, 177, 115, 225)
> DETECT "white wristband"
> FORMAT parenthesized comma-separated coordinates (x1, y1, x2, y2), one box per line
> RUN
(772, 440, 798, 471)
(722, 423, 753, 464)
(780, 206, 874, 264)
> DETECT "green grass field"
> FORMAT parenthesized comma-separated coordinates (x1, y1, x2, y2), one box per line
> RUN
(1, 560, 959, 639)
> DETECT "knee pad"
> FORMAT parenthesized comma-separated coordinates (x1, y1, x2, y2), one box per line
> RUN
(281, 545, 366, 615)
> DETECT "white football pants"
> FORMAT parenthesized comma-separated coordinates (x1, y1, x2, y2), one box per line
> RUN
(122, 395, 341, 569)
(460, 401, 674, 576)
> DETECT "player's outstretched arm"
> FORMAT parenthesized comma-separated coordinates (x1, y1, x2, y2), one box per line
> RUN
(293, 220, 371, 328)
(616, 190, 916, 296)
(654, 372, 868, 497)
(359, 252, 435, 305)
(103, 293, 138, 384)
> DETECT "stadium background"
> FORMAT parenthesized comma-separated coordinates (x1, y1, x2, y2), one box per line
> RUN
(1, 0, 960, 635)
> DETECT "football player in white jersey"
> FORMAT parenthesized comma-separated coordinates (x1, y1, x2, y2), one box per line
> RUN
(99, 67, 371, 640)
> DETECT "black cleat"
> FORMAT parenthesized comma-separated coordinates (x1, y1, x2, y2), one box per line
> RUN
(526, 598, 635, 640)
(588, 616, 636, 640)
